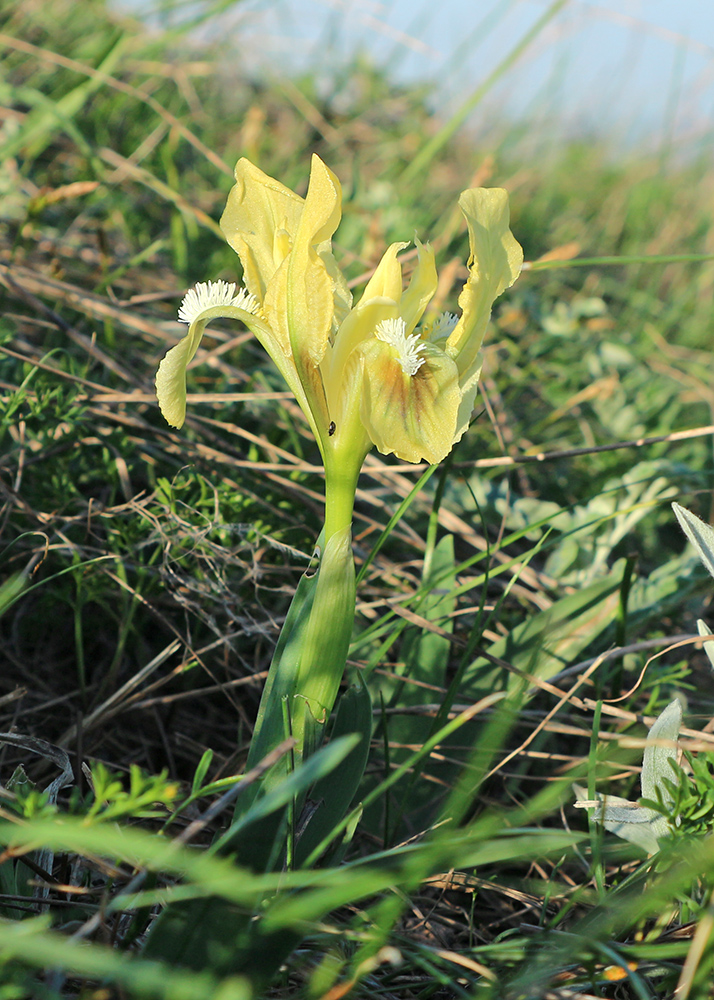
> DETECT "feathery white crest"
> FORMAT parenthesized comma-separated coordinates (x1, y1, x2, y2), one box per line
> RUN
(430, 312, 458, 341)
(178, 281, 259, 325)
(375, 317, 427, 376)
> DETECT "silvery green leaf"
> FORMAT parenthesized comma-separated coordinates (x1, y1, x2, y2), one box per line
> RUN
(573, 698, 682, 857)
(672, 503, 714, 580)
(641, 698, 681, 807)
(573, 785, 662, 854)
(601, 811, 665, 854)
(697, 619, 714, 671)
(641, 698, 681, 802)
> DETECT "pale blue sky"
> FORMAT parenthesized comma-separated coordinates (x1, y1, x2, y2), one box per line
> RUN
(216, 0, 714, 149)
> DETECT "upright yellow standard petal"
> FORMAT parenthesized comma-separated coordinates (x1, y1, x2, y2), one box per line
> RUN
(399, 238, 438, 333)
(297, 155, 342, 246)
(262, 255, 294, 361)
(449, 351, 483, 448)
(318, 240, 353, 334)
(220, 159, 304, 301)
(446, 188, 523, 373)
(358, 242, 408, 304)
(325, 297, 398, 416)
(288, 155, 343, 367)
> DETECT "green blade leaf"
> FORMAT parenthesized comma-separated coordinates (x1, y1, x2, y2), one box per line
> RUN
(296, 677, 373, 867)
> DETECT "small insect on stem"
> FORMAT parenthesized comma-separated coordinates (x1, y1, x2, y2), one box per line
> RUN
(328, 421, 336, 436)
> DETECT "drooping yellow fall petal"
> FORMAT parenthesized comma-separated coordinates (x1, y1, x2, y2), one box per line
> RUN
(358, 336, 461, 465)
(446, 188, 523, 375)
(155, 283, 268, 429)
(155, 334, 199, 429)
(220, 159, 304, 302)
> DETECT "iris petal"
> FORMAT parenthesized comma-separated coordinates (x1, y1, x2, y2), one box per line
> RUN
(358, 340, 461, 464)
(358, 242, 409, 303)
(156, 295, 294, 430)
(220, 159, 304, 301)
(400, 239, 438, 334)
(447, 187, 523, 372)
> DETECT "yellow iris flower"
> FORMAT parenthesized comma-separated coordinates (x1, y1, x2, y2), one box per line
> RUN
(156, 155, 522, 473)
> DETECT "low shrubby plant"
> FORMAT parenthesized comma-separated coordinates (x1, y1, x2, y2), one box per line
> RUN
(575, 504, 714, 855)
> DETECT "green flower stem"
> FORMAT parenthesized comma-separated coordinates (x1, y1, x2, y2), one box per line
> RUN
(290, 523, 356, 762)
(323, 447, 362, 543)
(239, 449, 361, 804)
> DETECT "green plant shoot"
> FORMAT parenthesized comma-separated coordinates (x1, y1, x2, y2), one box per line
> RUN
(155, 154, 523, 797)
